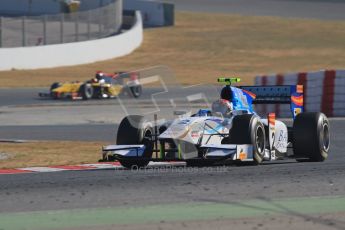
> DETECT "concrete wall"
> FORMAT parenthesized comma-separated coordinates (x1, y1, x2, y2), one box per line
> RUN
(0, 0, 116, 16)
(124, 0, 174, 27)
(1, 1, 123, 48)
(0, 11, 143, 70)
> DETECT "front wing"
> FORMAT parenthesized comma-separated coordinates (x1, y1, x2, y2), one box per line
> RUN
(102, 143, 254, 162)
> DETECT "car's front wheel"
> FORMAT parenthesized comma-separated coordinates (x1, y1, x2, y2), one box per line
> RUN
(116, 115, 154, 169)
(228, 114, 266, 164)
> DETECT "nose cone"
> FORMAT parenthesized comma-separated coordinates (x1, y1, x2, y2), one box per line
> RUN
(159, 123, 190, 140)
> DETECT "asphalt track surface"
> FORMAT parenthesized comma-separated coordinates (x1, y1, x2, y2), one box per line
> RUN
(0, 124, 116, 141)
(166, 0, 345, 20)
(0, 87, 162, 107)
(1, 89, 345, 225)
(0, 118, 344, 229)
(1, 1, 345, 228)
(0, 119, 344, 210)
(0, 86, 221, 141)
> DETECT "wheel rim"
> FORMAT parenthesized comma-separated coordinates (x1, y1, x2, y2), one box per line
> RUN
(255, 126, 265, 154)
(131, 86, 141, 97)
(86, 86, 93, 97)
(142, 128, 153, 158)
(322, 123, 330, 152)
(144, 129, 152, 140)
(134, 87, 139, 95)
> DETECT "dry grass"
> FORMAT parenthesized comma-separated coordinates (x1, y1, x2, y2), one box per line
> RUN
(1, 12, 345, 87)
(0, 141, 109, 169)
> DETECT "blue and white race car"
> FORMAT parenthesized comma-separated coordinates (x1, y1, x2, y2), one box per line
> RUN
(102, 78, 330, 169)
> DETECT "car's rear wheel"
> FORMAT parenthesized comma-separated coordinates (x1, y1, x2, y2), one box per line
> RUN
(228, 114, 266, 164)
(116, 115, 154, 169)
(293, 112, 330, 162)
(79, 83, 93, 100)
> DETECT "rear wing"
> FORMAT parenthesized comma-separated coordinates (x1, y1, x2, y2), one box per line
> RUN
(240, 85, 304, 119)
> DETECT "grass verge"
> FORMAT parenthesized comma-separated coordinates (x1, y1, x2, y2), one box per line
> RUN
(0, 141, 109, 169)
(1, 12, 345, 87)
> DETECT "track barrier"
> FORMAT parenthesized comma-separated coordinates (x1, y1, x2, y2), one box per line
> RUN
(255, 70, 345, 117)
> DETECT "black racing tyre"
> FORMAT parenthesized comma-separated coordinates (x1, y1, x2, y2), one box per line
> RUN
(119, 158, 150, 169)
(117, 115, 154, 169)
(79, 83, 93, 100)
(228, 114, 266, 164)
(129, 85, 142, 98)
(293, 112, 330, 162)
(50, 82, 61, 99)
